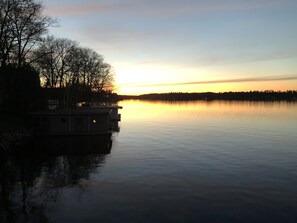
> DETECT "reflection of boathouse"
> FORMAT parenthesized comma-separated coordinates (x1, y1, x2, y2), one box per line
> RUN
(27, 134, 113, 155)
(32, 108, 114, 135)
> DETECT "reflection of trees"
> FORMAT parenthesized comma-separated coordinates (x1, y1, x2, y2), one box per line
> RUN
(0, 136, 112, 223)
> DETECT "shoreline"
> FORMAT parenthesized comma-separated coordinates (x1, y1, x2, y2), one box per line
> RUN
(118, 91, 297, 101)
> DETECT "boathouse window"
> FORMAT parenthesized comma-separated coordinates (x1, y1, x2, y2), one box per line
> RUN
(60, 117, 67, 124)
(91, 117, 97, 124)
(74, 117, 84, 131)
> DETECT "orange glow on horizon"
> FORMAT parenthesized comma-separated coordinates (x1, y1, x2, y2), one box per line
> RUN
(115, 79, 297, 95)
(114, 62, 297, 95)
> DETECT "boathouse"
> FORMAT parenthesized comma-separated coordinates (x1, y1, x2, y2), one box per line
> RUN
(32, 109, 112, 135)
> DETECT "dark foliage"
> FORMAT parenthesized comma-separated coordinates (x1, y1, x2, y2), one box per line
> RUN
(0, 65, 42, 112)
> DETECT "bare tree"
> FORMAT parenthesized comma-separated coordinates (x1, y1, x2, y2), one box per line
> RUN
(35, 36, 78, 88)
(92, 62, 114, 92)
(0, 0, 17, 67)
(33, 36, 55, 87)
(0, 0, 53, 68)
(35, 36, 114, 92)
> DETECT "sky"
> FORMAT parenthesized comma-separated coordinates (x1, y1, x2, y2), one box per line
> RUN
(42, 0, 297, 95)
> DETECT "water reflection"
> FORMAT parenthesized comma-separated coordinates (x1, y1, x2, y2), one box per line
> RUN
(0, 135, 112, 223)
(1, 100, 297, 222)
(28, 135, 112, 155)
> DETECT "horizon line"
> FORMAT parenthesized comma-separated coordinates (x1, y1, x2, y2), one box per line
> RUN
(118, 90, 297, 96)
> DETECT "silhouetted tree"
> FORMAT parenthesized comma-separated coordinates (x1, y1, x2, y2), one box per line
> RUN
(0, 0, 54, 112)
(34, 36, 114, 92)
(0, 0, 53, 68)
(34, 36, 78, 88)
(0, 0, 114, 111)
(33, 36, 114, 107)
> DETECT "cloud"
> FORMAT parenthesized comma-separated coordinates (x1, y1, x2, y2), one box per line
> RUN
(44, 0, 289, 17)
(122, 74, 297, 87)
(44, 5, 108, 16)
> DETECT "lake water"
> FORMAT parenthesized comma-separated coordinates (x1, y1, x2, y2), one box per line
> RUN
(1, 100, 297, 223)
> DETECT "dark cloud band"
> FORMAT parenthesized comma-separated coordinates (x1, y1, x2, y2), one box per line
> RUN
(121, 75, 297, 87)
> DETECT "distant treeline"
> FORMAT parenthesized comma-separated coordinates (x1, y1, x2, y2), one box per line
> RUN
(118, 91, 297, 101)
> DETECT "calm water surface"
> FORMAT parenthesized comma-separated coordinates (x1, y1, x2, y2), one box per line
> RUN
(1, 100, 297, 222)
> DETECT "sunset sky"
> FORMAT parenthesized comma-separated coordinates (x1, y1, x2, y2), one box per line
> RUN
(43, 0, 297, 95)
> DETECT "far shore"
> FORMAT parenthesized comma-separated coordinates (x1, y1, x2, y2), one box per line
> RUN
(118, 91, 297, 101)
